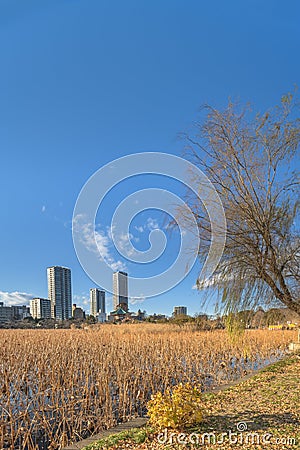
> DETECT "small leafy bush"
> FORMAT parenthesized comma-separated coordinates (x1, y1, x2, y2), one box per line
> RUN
(147, 382, 204, 431)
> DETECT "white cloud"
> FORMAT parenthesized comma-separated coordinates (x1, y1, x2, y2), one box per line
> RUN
(110, 260, 127, 271)
(73, 294, 88, 302)
(73, 215, 127, 271)
(118, 232, 131, 247)
(129, 296, 146, 305)
(41, 205, 46, 213)
(109, 226, 139, 258)
(146, 217, 159, 230)
(115, 232, 138, 258)
(0, 291, 33, 307)
(133, 218, 160, 234)
(72, 293, 90, 311)
(134, 225, 144, 233)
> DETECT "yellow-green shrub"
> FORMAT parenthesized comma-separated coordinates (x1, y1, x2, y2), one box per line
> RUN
(147, 382, 204, 431)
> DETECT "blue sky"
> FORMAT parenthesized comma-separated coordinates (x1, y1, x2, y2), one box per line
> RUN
(0, 0, 299, 316)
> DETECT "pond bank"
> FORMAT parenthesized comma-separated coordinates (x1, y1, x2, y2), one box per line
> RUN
(78, 354, 300, 449)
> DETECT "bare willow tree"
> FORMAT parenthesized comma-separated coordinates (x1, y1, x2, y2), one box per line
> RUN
(182, 93, 300, 315)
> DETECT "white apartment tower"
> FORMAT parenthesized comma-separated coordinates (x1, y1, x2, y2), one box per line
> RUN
(90, 288, 106, 317)
(47, 266, 72, 320)
(113, 271, 128, 311)
(30, 298, 51, 319)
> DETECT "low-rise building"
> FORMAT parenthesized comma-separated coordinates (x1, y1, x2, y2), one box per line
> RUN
(131, 309, 146, 321)
(72, 304, 85, 320)
(0, 303, 14, 322)
(108, 307, 129, 322)
(12, 305, 31, 320)
(96, 312, 106, 323)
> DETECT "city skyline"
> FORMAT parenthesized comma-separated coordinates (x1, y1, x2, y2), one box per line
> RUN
(0, 266, 189, 320)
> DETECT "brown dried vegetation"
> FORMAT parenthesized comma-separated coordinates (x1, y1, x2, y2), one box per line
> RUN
(0, 325, 296, 449)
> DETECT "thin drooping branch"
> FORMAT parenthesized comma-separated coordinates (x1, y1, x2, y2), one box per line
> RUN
(180, 94, 300, 315)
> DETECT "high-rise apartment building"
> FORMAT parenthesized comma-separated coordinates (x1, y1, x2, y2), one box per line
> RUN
(47, 266, 72, 320)
(30, 298, 51, 319)
(173, 306, 188, 316)
(90, 288, 106, 317)
(113, 271, 128, 311)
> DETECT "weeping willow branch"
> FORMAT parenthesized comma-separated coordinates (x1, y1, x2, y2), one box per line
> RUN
(180, 92, 300, 316)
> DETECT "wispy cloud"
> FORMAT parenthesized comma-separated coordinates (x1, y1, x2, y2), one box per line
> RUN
(0, 291, 33, 306)
(110, 261, 126, 271)
(129, 296, 146, 305)
(73, 214, 165, 272)
(113, 231, 140, 257)
(134, 217, 160, 234)
(73, 215, 126, 271)
(41, 205, 46, 213)
(73, 293, 89, 306)
(147, 217, 159, 230)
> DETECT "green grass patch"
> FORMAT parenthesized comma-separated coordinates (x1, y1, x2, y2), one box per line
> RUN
(83, 427, 150, 449)
(260, 356, 298, 373)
